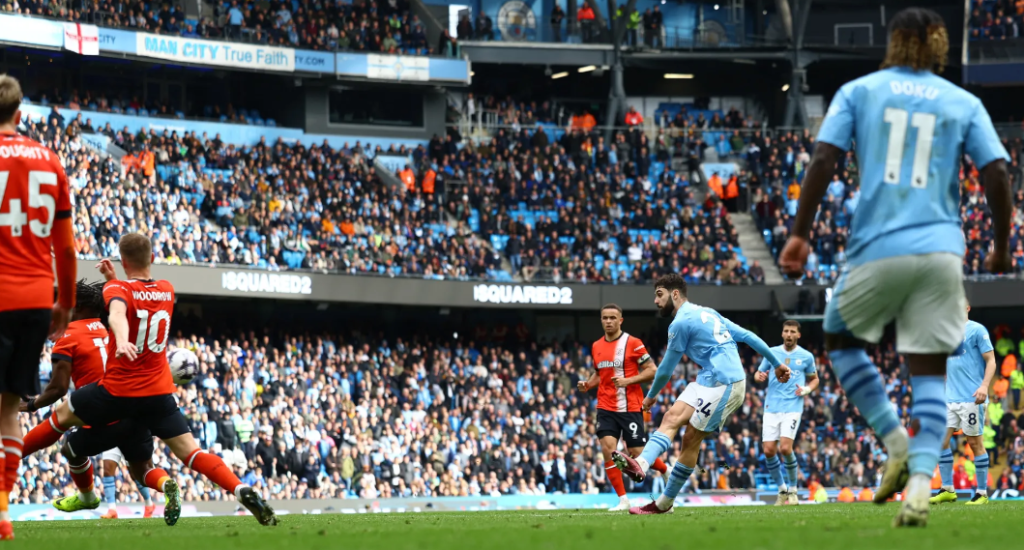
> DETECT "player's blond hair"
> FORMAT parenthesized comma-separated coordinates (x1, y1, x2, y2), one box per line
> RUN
(119, 233, 153, 270)
(881, 7, 949, 74)
(0, 75, 22, 125)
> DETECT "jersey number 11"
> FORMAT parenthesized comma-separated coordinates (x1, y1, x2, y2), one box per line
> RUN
(883, 107, 936, 189)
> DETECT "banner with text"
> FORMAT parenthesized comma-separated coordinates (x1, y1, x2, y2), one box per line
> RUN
(134, 33, 295, 72)
(367, 54, 429, 81)
(63, 22, 99, 55)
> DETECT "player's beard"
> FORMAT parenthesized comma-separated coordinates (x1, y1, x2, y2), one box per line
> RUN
(657, 301, 675, 318)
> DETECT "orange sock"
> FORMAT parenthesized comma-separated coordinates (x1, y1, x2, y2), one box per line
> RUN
(69, 460, 95, 493)
(143, 468, 171, 493)
(23, 416, 65, 456)
(650, 458, 668, 474)
(605, 460, 627, 497)
(186, 450, 242, 495)
(2, 437, 22, 497)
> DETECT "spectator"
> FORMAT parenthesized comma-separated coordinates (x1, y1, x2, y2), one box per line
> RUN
(578, 2, 596, 43)
(551, 4, 565, 42)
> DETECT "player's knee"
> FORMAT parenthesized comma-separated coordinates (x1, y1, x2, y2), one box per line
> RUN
(763, 443, 777, 457)
(779, 441, 794, 455)
(60, 441, 84, 466)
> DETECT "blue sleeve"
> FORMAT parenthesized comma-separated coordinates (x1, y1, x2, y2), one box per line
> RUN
(805, 353, 818, 375)
(975, 327, 994, 355)
(964, 101, 1010, 170)
(725, 320, 781, 368)
(816, 87, 855, 151)
(646, 347, 684, 399)
(757, 356, 771, 373)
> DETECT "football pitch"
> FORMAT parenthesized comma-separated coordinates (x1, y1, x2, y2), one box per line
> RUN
(9, 502, 1023, 550)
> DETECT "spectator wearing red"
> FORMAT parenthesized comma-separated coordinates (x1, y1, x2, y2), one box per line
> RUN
(578, 3, 596, 42)
(624, 106, 643, 126)
(400, 164, 416, 192)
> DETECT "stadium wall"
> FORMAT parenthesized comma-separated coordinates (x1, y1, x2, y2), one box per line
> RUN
(73, 260, 1024, 312)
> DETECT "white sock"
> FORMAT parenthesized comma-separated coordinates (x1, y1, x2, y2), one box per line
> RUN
(779, 484, 789, 493)
(882, 426, 909, 458)
(108, 501, 116, 511)
(636, 457, 650, 473)
(145, 496, 153, 506)
(79, 490, 99, 504)
(906, 474, 932, 502)
(941, 485, 954, 492)
(233, 484, 249, 499)
(655, 495, 674, 510)
(0, 510, 10, 522)
(619, 495, 629, 503)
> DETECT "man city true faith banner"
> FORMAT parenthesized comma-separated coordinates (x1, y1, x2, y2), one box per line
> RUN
(134, 33, 295, 72)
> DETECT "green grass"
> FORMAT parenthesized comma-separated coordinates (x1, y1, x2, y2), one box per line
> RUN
(8, 502, 1023, 549)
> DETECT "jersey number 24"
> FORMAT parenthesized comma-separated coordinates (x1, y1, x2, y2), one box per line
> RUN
(700, 310, 732, 344)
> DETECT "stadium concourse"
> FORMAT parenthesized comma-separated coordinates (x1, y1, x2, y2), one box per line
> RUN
(15, 322, 1024, 505)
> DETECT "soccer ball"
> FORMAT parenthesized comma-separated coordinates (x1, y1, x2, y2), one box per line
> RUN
(168, 348, 199, 385)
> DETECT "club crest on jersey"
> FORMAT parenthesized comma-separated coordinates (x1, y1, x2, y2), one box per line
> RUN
(785, 358, 791, 365)
(795, 359, 802, 365)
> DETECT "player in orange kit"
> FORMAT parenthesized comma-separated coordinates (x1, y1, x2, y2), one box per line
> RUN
(578, 304, 668, 511)
(0, 74, 77, 539)
(21, 280, 156, 518)
(39, 234, 276, 528)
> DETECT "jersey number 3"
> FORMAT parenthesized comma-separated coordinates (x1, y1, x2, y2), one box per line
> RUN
(883, 108, 936, 189)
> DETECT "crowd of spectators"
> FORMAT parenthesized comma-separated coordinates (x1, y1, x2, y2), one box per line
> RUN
(968, 0, 1023, 41)
(14, 317, 1024, 504)
(23, 111, 504, 280)
(4, 0, 443, 56)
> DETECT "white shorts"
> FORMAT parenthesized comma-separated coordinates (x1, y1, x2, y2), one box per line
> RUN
(678, 380, 746, 432)
(823, 253, 965, 354)
(762, 412, 802, 442)
(101, 447, 123, 464)
(946, 402, 985, 437)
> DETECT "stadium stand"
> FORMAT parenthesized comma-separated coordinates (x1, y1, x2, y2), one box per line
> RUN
(17, 323, 1024, 503)
(3, 0, 439, 55)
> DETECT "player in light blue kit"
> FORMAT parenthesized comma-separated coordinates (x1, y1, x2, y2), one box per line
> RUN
(930, 302, 996, 506)
(611, 273, 788, 515)
(754, 320, 817, 506)
(780, 8, 1012, 527)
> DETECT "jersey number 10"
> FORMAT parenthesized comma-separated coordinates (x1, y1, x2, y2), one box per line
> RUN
(135, 310, 171, 353)
(883, 108, 936, 189)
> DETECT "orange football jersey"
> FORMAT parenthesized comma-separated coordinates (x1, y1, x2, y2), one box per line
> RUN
(50, 318, 108, 389)
(100, 279, 176, 397)
(591, 333, 650, 412)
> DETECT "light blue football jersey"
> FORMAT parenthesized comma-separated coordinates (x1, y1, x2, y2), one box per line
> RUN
(666, 302, 755, 387)
(817, 67, 1009, 267)
(946, 320, 994, 403)
(758, 345, 817, 414)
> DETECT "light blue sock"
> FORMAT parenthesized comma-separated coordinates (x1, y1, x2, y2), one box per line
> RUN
(765, 454, 787, 489)
(656, 461, 695, 509)
(974, 452, 989, 496)
(139, 485, 152, 504)
(639, 431, 672, 473)
(782, 452, 799, 490)
(829, 349, 900, 437)
(938, 448, 954, 488)
(103, 476, 116, 508)
(908, 375, 946, 477)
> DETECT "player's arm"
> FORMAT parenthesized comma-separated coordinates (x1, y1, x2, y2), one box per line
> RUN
(645, 347, 684, 403)
(23, 358, 72, 412)
(780, 89, 851, 276)
(965, 101, 1013, 273)
(577, 370, 600, 392)
(107, 299, 138, 361)
(975, 350, 997, 404)
(724, 319, 788, 381)
(754, 356, 771, 383)
(615, 355, 656, 388)
(797, 373, 819, 397)
(50, 170, 76, 339)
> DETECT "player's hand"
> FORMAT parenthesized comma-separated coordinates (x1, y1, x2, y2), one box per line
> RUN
(774, 365, 792, 383)
(115, 340, 138, 361)
(984, 247, 1013, 274)
(96, 259, 117, 281)
(577, 381, 589, 392)
(779, 236, 810, 278)
(754, 371, 768, 383)
(974, 386, 989, 405)
(48, 304, 71, 340)
(611, 376, 630, 388)
(18, 398, 35, 413)
(642, 396, 656, 412)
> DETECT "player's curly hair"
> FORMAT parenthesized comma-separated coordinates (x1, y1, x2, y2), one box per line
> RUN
(654, 273, 687, 297)
(76, 279, 107, 325)
(880, 7, 949, 74)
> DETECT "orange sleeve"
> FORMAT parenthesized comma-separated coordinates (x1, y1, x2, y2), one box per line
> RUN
(102, 280, 131, 309)
(50, 332, 78, 365)
(54, 161, 72, 214)
(52, 215, 76, 309)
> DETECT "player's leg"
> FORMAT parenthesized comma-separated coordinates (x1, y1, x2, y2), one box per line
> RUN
(761, 415, 788, 501)
(0, 308, 51, 540)
(823, 262, 909, 505)
(145, 396, 276, 526)
(779, 435, 800, 503)
(125, 458, 156, 517)
(598, 432, 629, 510)
(100, 455, 120, 518)
(962, 428, 987, 505)
(930, 427, 958, 504)
(613, 399, 695, 482)
(622, 411, 667, 474)
(893, 253, 965, 527)
(52, 434, 101, 512)
(635, 380, 744, 514)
